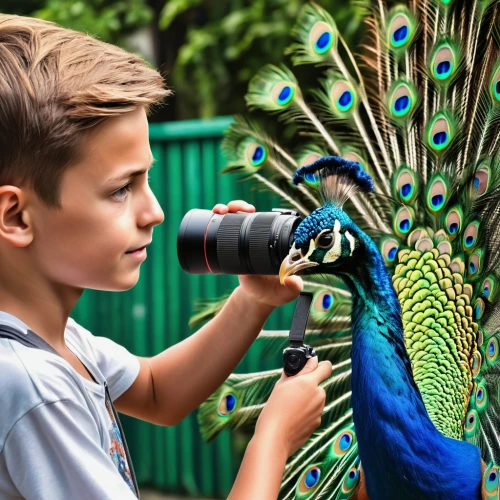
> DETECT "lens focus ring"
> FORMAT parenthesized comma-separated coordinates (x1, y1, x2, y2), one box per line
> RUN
(248, 213, 277, 275)
(217, 214, 247, 274)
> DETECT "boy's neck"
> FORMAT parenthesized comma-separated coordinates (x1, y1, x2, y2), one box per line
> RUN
(0, 260, 84, 351)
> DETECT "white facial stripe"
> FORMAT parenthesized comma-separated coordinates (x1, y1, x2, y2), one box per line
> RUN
(323, 220, 342, 263)
(345, 230, 355, 256)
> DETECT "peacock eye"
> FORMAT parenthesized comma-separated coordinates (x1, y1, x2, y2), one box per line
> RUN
(317, 232, 334, 248)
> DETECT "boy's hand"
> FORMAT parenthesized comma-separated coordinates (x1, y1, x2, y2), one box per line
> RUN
(212, 200, 303, 308)
(254, 357, 333, 458)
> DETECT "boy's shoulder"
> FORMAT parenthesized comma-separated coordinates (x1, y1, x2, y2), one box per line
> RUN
(0, 318, 95, 452)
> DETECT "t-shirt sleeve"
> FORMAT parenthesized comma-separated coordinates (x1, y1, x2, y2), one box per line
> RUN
(3, 399, 138, 500)
(67, 319, 140, 401)
(89, 335, 140, 401)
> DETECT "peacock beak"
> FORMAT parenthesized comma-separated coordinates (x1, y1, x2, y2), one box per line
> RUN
(279, 244, 319, 285)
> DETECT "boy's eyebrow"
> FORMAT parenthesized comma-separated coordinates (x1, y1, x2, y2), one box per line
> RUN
(107, 157, 157, 183)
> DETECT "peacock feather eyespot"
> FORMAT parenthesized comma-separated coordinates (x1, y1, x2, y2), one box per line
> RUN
(427, 113, 454, 152)
(444, 206, 463, 240)
(473, 298, 485, 320)
(484, 466, 499, 496)
(341, 465, 360, 495)
(475, 381, 488, 411)
(272, 81, 295, 106)
(310, 21, 335, 54)
(467, 250, 483, 278)
(329, 79, 357, 116)
(462, 221, 480, 251)
(297, 465, 322, 493)
(490, 64, 500, 103)
(245, 64, 299, 112)
(332, 429, 356, 456)
(314, 290, 336, 312)
(481, 276, 497, 301)
(470, 164, 490, 200)
(388, 82, 417, 121)
(394, 206, 415, 237)
(486, 337, 499, 364)
(388, 10, 415, 50)
(464, 409, 479, 437)
(381, 238, 400, 265)
(393, 167, 418, 203)
(431, 42, 458, 83)
(426, 174, 449, 214)
(472, 351, 482, 378)
(217, 393, 237, 417)
(246, 142, 267, 167)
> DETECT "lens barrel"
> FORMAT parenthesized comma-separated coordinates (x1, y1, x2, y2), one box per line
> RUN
(177, 208, 302, 275)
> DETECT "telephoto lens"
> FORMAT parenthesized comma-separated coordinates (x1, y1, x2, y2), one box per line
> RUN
(177, 208, 302, 275)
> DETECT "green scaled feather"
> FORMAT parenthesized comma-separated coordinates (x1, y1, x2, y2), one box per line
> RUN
(286, 2, 338, 66)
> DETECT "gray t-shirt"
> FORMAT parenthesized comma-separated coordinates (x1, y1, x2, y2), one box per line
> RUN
(0, 312, 141, 499)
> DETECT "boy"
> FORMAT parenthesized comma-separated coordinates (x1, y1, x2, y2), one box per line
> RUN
(0, 14, 332, 500)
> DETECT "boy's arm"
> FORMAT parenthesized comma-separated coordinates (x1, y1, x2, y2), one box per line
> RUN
(227, 432, 288, 500)
(115, 286, 275, 426)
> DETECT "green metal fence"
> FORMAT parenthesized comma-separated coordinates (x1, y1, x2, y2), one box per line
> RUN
(71, 116, 295, 498)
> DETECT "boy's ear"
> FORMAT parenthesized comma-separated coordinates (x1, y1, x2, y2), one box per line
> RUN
(0, 186, 34, 248)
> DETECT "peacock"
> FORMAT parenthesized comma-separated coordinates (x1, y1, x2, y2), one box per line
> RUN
(194, 1, 500, 498)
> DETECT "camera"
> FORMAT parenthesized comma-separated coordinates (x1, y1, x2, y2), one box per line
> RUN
(283, 345, 316, 377)
(177, 208, 302, 275)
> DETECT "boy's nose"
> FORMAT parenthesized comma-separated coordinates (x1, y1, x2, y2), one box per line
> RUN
(138, 189, 164, 228)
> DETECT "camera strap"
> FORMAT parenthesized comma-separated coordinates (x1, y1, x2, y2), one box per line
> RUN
(289, 291, 313, 346)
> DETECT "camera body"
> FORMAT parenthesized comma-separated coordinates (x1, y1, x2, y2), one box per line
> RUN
(283, 344, 316, 376)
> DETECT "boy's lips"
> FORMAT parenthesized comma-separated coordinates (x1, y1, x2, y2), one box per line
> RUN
(126, 241, 152, 253)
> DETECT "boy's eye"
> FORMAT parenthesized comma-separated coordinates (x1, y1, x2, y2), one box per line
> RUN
(110, 173, 150, 201)
(112, 183, 132, 201)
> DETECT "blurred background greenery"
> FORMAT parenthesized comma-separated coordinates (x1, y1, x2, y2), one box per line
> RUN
(1, 0, 368, 121)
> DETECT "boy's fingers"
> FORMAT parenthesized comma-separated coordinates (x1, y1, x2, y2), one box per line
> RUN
(306, 361, 333, 384)
(212, 203, 228, 214)
(227, 200, 255, 212)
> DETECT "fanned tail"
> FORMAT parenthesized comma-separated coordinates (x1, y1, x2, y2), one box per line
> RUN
(196, 1, 500, 497)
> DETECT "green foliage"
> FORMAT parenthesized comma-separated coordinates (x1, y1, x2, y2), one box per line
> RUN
(32, 0, 153, 45)
(161, 0, 369, 119)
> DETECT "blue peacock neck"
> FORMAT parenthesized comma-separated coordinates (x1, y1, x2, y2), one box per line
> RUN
(339, 230, 482, 499)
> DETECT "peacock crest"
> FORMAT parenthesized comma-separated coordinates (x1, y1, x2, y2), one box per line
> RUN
(197, 1, 500, 498)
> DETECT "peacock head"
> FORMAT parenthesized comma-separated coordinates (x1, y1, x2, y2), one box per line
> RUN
(280, 156, 373, 284)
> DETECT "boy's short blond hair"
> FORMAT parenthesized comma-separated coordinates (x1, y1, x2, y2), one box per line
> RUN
(0, 14, 170, 208)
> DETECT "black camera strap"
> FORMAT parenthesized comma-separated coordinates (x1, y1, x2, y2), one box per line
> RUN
(289, 291, 313, 346)
(283, 292, 316, 376)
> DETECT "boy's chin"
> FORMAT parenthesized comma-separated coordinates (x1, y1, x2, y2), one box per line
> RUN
(93, 271, 141, 292)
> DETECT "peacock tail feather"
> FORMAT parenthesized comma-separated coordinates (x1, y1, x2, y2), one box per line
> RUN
(195, 1, 500, 497)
